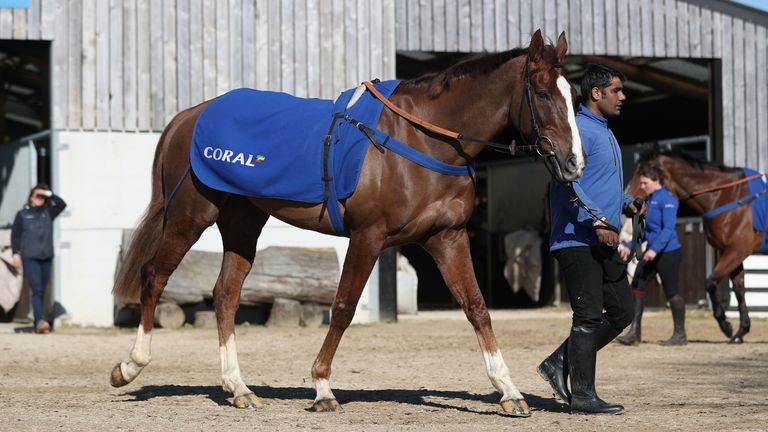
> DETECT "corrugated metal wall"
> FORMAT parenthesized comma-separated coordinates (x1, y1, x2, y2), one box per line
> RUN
(0, 0, 395, 133)
(394, 0, 768, 171)
(0, 0, 766, 170)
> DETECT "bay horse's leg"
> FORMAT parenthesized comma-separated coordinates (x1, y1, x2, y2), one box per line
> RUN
(728, 264, 750, 344)
(111, 188, 221, 387)
(423, 229, 530, 417)
(213, 198, 269, 408)
(705, 249, 747, 340)
(310, 231, 384, 412)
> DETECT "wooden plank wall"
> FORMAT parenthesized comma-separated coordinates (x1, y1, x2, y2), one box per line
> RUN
(0, 0, 395, 133)
(1, 1, 766, 171)
(394, 0, 768, 172)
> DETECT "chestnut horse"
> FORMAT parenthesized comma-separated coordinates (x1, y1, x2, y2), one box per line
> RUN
(109, 30, 584, 416)
(628, 150, 766, 344)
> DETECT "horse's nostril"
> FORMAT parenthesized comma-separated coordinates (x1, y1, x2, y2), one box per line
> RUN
(565, 154, 578, 172)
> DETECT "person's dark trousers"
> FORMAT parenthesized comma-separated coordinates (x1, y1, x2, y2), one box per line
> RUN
(619, 250, 683, 346)
(541, 247, 632, 414)
(22, 258, 52, 324)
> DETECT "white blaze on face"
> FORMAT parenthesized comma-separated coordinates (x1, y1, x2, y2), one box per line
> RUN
(482, 350, 523, 402)
(219, 334, 251, 396)
(556, 75, 585, 173)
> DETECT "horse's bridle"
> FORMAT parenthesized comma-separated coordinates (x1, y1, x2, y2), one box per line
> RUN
(516, 60, 567, 182)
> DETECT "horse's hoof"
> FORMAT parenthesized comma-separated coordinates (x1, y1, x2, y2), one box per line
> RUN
(719, 321, 734, 338)
(500, 398, 531, 417)
(110, 363, 130, 387)
(233, 392, 263, 409)
(729, 335, 744, 344)
(312, 398, 343, 412)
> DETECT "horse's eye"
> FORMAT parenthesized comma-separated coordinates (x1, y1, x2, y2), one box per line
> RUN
(536, 90, 549, 100)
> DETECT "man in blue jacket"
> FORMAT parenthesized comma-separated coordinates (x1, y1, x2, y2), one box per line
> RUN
(537, 64, 638, 415)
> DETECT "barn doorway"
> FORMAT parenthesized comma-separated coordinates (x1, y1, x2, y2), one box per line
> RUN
(0, 39, 52, 323)
(396, 51, 713, 310)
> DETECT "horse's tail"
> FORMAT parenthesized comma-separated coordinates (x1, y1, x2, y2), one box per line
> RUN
(112, 128, 171, 302)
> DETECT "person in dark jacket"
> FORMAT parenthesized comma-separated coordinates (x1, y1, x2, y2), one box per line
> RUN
(11, 184, 67, 334)
(537, 63, 640, 415)
(618, 164, 686, 346)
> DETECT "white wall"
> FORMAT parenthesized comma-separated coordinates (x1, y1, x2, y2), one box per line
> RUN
(54, 131, 376, 327)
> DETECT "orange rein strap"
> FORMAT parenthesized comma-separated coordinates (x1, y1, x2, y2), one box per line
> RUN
(685, 173, 763, 199)
(362, 81, 461, 140)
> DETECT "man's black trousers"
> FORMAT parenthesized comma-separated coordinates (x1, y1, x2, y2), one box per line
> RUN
(553, 246, 633, 331)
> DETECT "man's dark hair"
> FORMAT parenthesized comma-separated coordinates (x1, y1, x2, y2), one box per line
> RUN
(580, 63, 626, 98)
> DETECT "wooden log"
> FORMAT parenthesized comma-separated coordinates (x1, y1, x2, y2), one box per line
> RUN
(194, 310, 217, 329)
(116, 230, 340, 306)
(300, 302, 326, 327)
(266, 298, 301, 327)
(154, 302, 185, 329)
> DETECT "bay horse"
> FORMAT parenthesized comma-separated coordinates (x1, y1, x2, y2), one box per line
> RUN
(109, 30, 584, 416)
(628, 150, 765, 344)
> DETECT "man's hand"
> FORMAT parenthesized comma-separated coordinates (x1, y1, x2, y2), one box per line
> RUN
(12, 254, 22, 270)
(643, 249, 657, 261)
(594, 218, 619, 246)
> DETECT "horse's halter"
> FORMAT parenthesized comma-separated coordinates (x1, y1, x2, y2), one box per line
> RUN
(516, 59, 569, 182)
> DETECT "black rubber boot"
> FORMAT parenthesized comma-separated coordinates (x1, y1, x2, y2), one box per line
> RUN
(538, 320, 621, 404)
(537, 339, 570, 402)
(568, 325, 625, 415)
(617, 295, 644, 346)
(658, 295, 687, 346)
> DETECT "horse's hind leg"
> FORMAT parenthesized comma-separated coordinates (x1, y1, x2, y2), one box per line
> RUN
(729, 264, 750, 344)
(213, 198, 269, 408)
(310, 230, 384, 412)
(111, 190, 221, 387)
(423, 229, 529, 417)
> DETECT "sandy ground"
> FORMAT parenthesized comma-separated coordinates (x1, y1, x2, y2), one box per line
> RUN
(1, 308, 767, 432)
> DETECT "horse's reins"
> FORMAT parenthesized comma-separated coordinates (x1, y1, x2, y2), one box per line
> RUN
(680, 173, 763, 201)
(361, 81, 517, 156)
(362, 60, 562, 161)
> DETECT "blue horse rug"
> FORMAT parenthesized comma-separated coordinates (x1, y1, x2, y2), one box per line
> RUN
(191, 80, 400, 204)
(189, 79, 474, 237)
(745, 168, 768, 252)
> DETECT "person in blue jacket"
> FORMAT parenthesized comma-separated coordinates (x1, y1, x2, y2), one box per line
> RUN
(11, 184, 67, 334)
(618, 164, 686, 346)
(537, 63, 640, 415)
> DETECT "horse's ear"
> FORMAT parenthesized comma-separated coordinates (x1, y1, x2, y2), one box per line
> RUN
(529, 29, 544, 62)
(555, 32, 568, 63)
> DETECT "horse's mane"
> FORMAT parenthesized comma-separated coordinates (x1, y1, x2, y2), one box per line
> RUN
(639, 149, 731, 172)
(401, 47, 533, 98)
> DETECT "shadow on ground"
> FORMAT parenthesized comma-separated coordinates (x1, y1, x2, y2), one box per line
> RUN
(119, 385, 569, 415)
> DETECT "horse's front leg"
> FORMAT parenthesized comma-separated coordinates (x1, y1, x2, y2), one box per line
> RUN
(706, 276, 732, 338)
(310, 231, 384, 412)
(212, 201, 268, 408)
(729, 265, 750, 344)
(214, 251, 262, 408)
(705, 249, 746, 339)
(424, 229, 530, 417)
